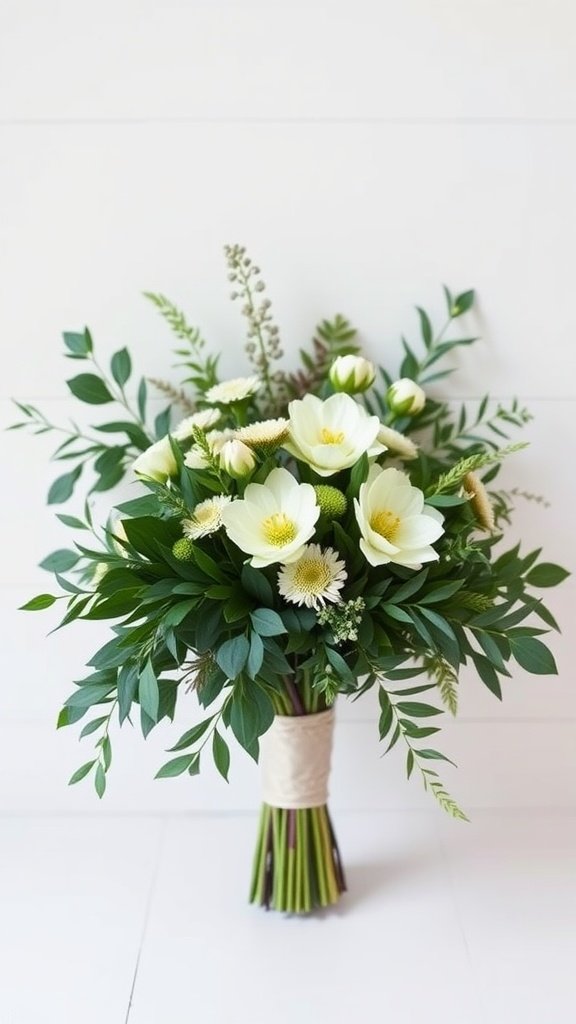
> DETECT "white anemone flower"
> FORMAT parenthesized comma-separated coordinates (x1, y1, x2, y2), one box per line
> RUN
(377, 424, 419, 461)
(205, 376, 260, 406)
(354, 465, 444, 568)
(283, 393, 384, 477)
(221, 467, 320, 568)
(182, 495, 233, 539)
(278, 544, 347, 609)
(172, 408, 221, 440)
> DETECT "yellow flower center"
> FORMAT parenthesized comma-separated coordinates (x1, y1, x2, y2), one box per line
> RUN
(320, 427, 345, 445)
(370, 509, 401, 542)
(262, 512, 297, 547)
(293, 558, 332, 594)
(195, 506, 215, 524)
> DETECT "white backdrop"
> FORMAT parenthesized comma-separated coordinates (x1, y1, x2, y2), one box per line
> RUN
(1, 0, 574, 816)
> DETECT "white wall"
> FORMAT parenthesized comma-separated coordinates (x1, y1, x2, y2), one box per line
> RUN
(1, 0, 574, 816)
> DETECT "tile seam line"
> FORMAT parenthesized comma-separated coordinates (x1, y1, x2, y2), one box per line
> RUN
(123, 817, 168, 1023)
(2, 116, 576, 127)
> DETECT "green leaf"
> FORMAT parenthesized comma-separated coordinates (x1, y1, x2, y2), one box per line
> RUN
(510, 636, 558, 675)
(168, 717, 214, 752)
(212, 730, 231, 782)
(68, 760, 95, 785)
(19, 593, 58, 611)
(526, 563, 570, 588)
(110, 347, 132, 387)
(56, 514, 89, 530)
(137, 378, 147, 420)
(247, 631, 264, 679)
(416, 307, 433, 349)
(250, 608, 287, 637)
(79, 716, 108, 739)
(241, 564, 274, 606)
(139, 659, 159, 721)
(395, 701, 443, 718)
(63, 329, 92, 357)
(94, 763, 106, 798)
(66, 373, 114, 404)
(216, 635, 250, 680)
(155, 753, 198, 778)
(325, 646, 355, 684)
(48, 465, 83, 504)
(451, 290, 475, 316)
(416, 748, 457, 767)
(39, 549, 80, 573)
(117, 663, 139, 724)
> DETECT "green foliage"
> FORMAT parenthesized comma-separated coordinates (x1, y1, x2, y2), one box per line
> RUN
(12, 253, 567, 821)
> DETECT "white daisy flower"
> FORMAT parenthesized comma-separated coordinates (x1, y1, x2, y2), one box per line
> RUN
(172, 408, 221, 440)
(377, 424, 419, 461)
(278, 544, 347, 610)
(221, 467, 320, 568)
(205, 376, 261, 406)
(283, 393, 384, 477)
(354, 465, 444, 569)
(236, 418, 289, 451)
(182, 495, 233, 540)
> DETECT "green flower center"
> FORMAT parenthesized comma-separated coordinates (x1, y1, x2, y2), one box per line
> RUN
(262, 512, 297, 547)
(370, 509, 401, 542)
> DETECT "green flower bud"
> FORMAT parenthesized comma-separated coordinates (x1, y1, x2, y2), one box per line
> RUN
(172, 537, 195, 561)
(314, 485, 348, 519)
(329, 354, 376, 394)
(387, 378, 426, 416)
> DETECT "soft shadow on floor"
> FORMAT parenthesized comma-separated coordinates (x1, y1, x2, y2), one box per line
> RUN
(337, 844, 440, 913)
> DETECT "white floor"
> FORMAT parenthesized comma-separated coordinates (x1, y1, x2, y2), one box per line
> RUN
(1, 810, 574, 1024)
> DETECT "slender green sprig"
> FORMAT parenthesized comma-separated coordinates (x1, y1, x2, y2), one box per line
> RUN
(427, 443, 528, 496)
(144, 291, 219, 394)
(225, 244, 284, 413)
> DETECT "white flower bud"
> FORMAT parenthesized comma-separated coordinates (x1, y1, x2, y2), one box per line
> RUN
(387, 378, 426, 415)
(329, 354, 376, 394)
(219, 439, 256, 479)
(132, 436, 178, 483)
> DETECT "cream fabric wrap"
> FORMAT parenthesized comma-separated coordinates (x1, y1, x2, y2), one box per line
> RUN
(259, 708, 335, 809)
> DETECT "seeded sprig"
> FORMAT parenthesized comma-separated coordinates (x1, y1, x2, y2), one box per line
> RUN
(224, 244, 287, 414)
(427, 442, 528, 497)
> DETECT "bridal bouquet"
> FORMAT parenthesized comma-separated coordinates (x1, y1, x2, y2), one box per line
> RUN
(14, 246, 567, 913)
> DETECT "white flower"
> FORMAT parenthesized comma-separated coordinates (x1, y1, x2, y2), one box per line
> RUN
(377, 424, 419, 461)
(278, 544, 347, 610)
(133, 436, 178, 483)
(236, 418, 289, 451)
(205, 376, 260, 406)
(283, 393, 384, 477)
(219, 439, 256, 478)
(329, 354, 376, 394)
(354, 465, 444, 568)
(182, 495, 233, 539)
(184, 429, 236, 470)
(221, 466, 320, 568)
(387, 378, 426, 415)
(172, 408, 221, 440)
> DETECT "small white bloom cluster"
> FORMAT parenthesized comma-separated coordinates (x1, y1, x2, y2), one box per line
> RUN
(317, 597, 366, 645)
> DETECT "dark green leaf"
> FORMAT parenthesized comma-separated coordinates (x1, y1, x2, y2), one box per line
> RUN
(250, 608, 287, 637)
(79, 716, 108, 739)
(168, 717, 214, 752)
(110, 347, 132, 387)
(67, 373, 114, 405)
(451, 290, 475, 316)
(510, 637, 558, 675)
(48, 465, 83, 504)
(216, 635, 250, 680)
(212, 730, 230, 782)
(95, 763, 106, 798)
(155, 754, 197, 778)
(139, 660, 159, 721)
(241, 564, 274, 606)
(526, 563, 570, 588)
(247, 631, 264, 679)
(63, 329, 92, 357)
(395, 701, 443, 718)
